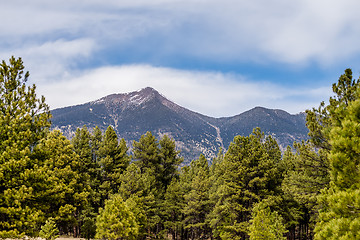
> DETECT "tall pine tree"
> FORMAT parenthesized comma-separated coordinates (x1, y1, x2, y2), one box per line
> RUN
(210, 128, 282, 239)
(0, 57, 51, 238)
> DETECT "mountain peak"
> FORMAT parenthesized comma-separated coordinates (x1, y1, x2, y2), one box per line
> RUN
(51, 88, 308, 163)
(91, 87, 164, 108)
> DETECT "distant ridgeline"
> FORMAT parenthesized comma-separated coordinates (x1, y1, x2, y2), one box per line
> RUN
(51, 87, 308, 164)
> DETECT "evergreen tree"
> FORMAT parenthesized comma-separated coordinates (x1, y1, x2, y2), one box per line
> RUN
(33, 130, 89, 235)
(95, 194, 139, 240)
(72, 126, 93, 174)
(99, 126, 130, 201)
(183, 155, 212, 239)
(281, 69, 360, 239)
(248, 201, 287, 240)
(133, 131, 160, 176)
(158, 135, 183, 190)
(71, 126, 104, 237)
(162, 178, 185, 240)
(118, 163, 159, 238)
(91, 126, 103, 163)
(314, 85, 360, 239)
(210, 128, 282, 239)
(88, 126, 103, 212)
(39, 218, 59, 240)
(0, 57, 51, 238)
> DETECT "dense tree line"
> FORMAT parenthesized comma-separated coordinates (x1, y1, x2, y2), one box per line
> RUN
(1, 57, 360, 239)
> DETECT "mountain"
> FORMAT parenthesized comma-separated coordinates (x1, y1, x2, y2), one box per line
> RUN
(51, 87, 308, 164)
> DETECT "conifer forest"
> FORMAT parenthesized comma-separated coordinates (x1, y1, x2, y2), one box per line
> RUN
(1, 56, 360, 240)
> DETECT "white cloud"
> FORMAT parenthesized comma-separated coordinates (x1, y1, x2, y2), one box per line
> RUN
(37, 65, 332, 117)
(1, 38, 97, 81)
(0, 0, 351, 117)
(3, 0, 360, 66)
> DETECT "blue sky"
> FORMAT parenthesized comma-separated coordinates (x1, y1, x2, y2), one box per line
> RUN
(2, 0, 360, 117)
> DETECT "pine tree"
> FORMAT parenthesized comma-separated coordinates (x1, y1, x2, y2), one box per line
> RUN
(210, 128, 282, 239)
(162, 178, 185, 240)
(95, 194, 139, 240)
(33, 130, 89, 235)
(39, 218, 59, 240)
(99, 126, 130, 201)
(118, 163, 159, 238)
(158, 135, 183, 190)
(133, 131, 160, 176)
(314, 85, 360, 239)
(248, 201, 287, 240)
(183, 154, 212, 239)
(281, 69, 360, 239)
(0, 57, 51, 238)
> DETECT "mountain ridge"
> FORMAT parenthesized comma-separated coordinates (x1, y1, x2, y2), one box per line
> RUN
(51, 87, 308, 163)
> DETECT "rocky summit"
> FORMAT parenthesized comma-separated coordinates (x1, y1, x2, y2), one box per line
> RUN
(51, 87, 308, 164)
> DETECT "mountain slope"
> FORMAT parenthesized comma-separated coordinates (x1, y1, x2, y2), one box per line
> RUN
(51, 87, 308, 163)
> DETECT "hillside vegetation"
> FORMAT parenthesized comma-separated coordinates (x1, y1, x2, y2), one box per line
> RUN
(1, 57, 359, 239)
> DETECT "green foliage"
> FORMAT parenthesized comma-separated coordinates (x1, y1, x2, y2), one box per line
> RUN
(34, 130, 89, 233)
(95, 194, 139, 240)
(80, 211, 96, 240)
(0, 57, 51, 238)
(133, 131, 160, 175)
(182, 155, 211, 239)
(158, 135, 183, 189)
(39, 218, 59, 240)
(315, 188, 360, 240)
(99, 126, 130, 198)
(210, 128, 283, 239)
(248, 201, 287, 240)
(314, 81, 360, 239)
(162, 178, 185, 239)
(6, 59, 360, 240)
(118, 163, 158, 237)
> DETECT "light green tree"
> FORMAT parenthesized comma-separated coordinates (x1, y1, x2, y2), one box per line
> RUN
(39, 218, 59, 240)
(0, 57, 51, 238)
(95, 194, 139, 240)
(248, 201, 287, 240)
(314, 84, 360, 239)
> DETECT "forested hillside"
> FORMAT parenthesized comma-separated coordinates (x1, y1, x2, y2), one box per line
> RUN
(1, 57, 360, 239)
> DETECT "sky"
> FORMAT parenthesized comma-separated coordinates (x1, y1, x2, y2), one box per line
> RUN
(2, 0, 360, 117)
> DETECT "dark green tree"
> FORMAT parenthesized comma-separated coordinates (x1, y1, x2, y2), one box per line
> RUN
(133, 131, 160, 176)
(162, 178, 185, 239)
(99, 126, 130, 201)
(158, 135, 183, 189)
(183, 154, 212, 239)
(210, 128, 282, 239)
